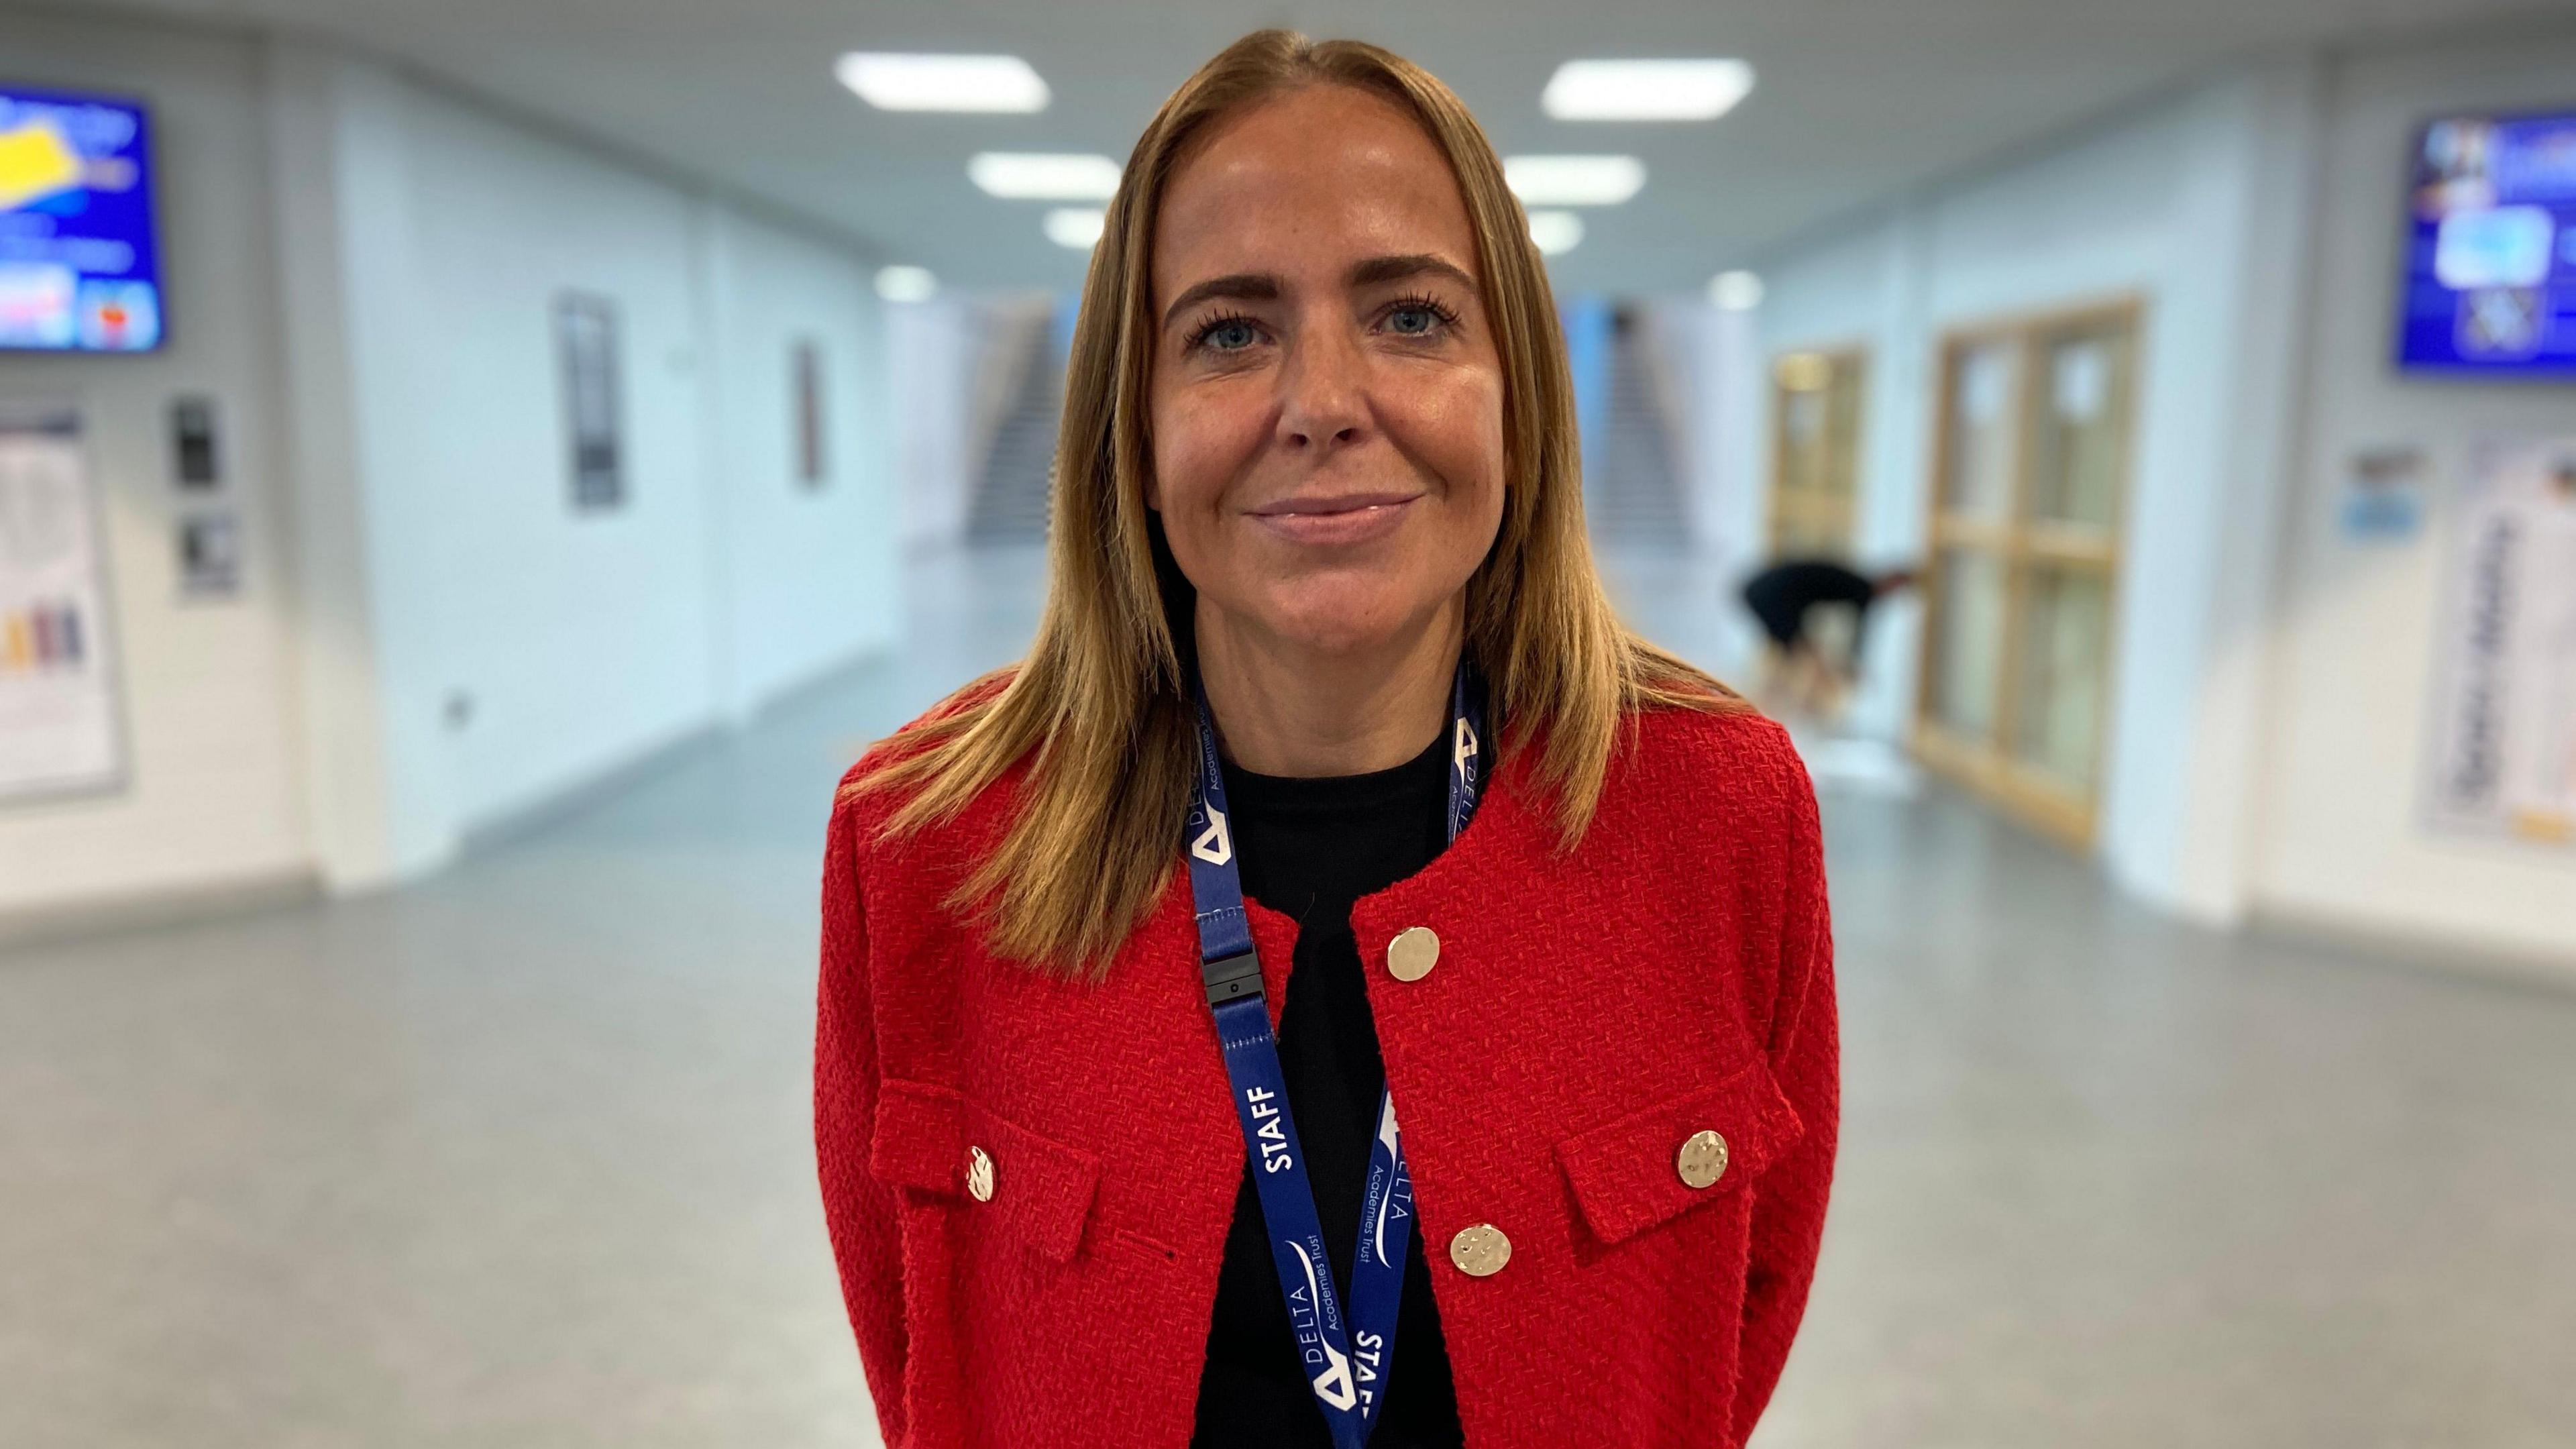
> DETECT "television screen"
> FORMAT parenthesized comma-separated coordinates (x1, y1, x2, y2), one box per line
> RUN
(2398, 112, 2576, 375)
(0, 87, 163, 353)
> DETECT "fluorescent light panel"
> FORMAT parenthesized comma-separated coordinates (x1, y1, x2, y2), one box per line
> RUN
(1526, 211, 1584, 256)
(1503, 155, 1646, 207)
(875, 266, 937, 303)
(1044, 207, 1106, 249)
(1544, 59, 1754, 121)
(836, 53, 1049, 113)
(969, 152, 1122, 201)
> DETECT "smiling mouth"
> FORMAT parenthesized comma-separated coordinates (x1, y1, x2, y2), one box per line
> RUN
(1243, 492, 1423, 546)
(1247, 491, 1424, 519)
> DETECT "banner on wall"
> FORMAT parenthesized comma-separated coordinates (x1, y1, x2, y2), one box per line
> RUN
(0, 402, 125, 802)
(2424, 437, 2576, 847)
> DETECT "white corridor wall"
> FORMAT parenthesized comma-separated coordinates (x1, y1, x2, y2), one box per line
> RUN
(700, 209, 900, 727)
(0, 16, 904, 928)
(369, 72, 726, 843)
(269, 46, 902, 884)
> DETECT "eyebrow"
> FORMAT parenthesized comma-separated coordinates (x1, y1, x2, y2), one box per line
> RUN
(1347, 253, 1478, 294)
(1158, 254, 1481, 332)
(1161, 274, 1278, 331)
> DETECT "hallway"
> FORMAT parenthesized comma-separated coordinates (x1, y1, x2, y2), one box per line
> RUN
(4, 546, 2572, 1448)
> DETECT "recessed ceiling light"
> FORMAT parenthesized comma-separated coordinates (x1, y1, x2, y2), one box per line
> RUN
(1709, 270, 1764, 311)
(1543, 60, 1754, 122)
(835, 53, 1049, 113)
(875, 265, 937, 303)
(1043, 207, 1106, 250)
(1526, 211, 1585, 256)
(1503, 156, 1646, 207)
(969, 152, 1122, 201)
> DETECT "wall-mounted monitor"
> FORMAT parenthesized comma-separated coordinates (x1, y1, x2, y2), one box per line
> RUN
(0, 87, 163, 354)
(2398, 112, 2576, 376)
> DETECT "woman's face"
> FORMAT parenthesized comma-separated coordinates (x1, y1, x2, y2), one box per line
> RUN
(1147, 84, 1507, 661)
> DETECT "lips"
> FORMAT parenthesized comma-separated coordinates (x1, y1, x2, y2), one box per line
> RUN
(1244, 491, 1422, 546)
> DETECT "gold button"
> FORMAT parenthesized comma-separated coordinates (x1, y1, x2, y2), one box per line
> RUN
(1387, 926, 1441, 982)
(1448, 1223, 1511, 1277)
(965, 1144, 994, 1202)
(1676, 1129, 1729, 1190)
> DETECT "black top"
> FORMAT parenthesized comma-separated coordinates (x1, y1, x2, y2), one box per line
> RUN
(1741, 559, 1878, 648)
(1191, 730, 1467, 1449)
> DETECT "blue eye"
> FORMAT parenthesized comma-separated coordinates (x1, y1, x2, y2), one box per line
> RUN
(1198, 317, 1258, 351)
(1387, 306, 1439, 335)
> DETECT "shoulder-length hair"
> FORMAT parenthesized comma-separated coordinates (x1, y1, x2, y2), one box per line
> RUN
(848, 29, 1739, 977)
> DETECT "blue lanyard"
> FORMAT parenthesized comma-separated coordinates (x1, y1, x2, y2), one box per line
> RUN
(1184, 660, 1486, 1447)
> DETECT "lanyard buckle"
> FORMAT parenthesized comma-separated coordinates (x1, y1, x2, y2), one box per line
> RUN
(1202, 949, 1263, 1008)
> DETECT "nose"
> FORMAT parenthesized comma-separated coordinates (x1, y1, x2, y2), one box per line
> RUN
(1276, 325, 1368, 453)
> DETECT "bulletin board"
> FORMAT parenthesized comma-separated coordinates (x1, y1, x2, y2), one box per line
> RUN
(0, 402, 125, 801)
(2423, 437, 2576, 847)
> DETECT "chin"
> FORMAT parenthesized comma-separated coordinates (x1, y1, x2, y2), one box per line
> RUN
(1251, 576, 1438, 657)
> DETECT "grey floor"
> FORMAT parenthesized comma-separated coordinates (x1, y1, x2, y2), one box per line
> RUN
(4, 544, 2573, 1449)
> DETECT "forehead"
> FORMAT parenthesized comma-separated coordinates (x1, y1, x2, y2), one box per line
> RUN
(1152, 85, 1480, 299)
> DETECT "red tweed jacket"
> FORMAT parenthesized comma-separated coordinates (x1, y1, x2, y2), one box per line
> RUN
(814, 692, 1838, 1449)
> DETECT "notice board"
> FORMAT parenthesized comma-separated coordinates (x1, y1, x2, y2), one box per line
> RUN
(2424, 437, 2576, 847)
(0, 403, 125, 801)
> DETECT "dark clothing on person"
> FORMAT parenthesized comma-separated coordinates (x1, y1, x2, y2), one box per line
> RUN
(1742, 559, 1879, 651)
(1191, 731, 1468, 1449)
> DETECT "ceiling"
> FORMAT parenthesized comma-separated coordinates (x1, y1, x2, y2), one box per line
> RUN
(36, 0, 2576, 292)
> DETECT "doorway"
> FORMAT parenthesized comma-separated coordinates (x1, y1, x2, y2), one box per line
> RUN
(1767, 347, 1868, 557)
(1914, 302, 2137, 847)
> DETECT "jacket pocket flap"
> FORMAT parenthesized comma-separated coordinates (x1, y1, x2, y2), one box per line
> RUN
(871, 1077, 965, 1193)
(1554, 1059, 1805, 1248)
(964, 1098, 1102, 1264)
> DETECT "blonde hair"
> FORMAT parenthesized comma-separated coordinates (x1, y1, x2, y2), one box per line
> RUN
(848, 29, 1739, 976)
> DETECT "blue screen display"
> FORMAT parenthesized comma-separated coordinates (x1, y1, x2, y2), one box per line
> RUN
(0, 87, 163, 353)
(2398, 112, 2576, 376)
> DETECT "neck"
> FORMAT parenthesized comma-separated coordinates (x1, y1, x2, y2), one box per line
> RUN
(1195, 598, 1462, 778)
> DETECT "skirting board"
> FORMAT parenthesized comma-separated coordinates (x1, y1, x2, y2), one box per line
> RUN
(2249, 904, 2576, 1000)
(0, 867, 323, 954)
(456, 718, 720, 857)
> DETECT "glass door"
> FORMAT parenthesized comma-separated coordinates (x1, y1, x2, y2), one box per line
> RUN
(1768, 348, 1868, 557)
(1914, 305, 2136, 847)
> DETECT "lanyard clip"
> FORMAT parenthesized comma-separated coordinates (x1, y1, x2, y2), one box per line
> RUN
(1202, 949, 1263, 1008)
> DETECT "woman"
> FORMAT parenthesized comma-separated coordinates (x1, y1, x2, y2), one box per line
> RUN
(816, 30, 1836, 1449)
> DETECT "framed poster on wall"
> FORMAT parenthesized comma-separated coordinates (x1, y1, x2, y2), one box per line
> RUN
(793, 337, 828, 488)
(0, 402, 126, 801)
(2424, 438, 2576, 847)
(553, 292, 625, 512)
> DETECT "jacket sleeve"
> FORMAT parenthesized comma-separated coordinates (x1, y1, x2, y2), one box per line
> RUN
(1731, 765, 1840, 1441)
(814, 791, 908, 1444)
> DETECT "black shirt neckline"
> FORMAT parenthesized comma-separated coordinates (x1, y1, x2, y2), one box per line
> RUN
(1218, 728, 1450, 814)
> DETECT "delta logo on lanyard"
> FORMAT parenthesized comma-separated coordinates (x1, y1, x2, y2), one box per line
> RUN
(1183, 661, 1485, 1446)
(1191, 806, 1234, 867)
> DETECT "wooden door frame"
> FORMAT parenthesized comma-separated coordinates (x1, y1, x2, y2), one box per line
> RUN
(1911, 296, 2141, 850)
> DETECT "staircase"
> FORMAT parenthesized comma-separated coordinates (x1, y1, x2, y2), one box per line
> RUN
(966, 326, 1065, 542)
(1588, 309, 1690, 547)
